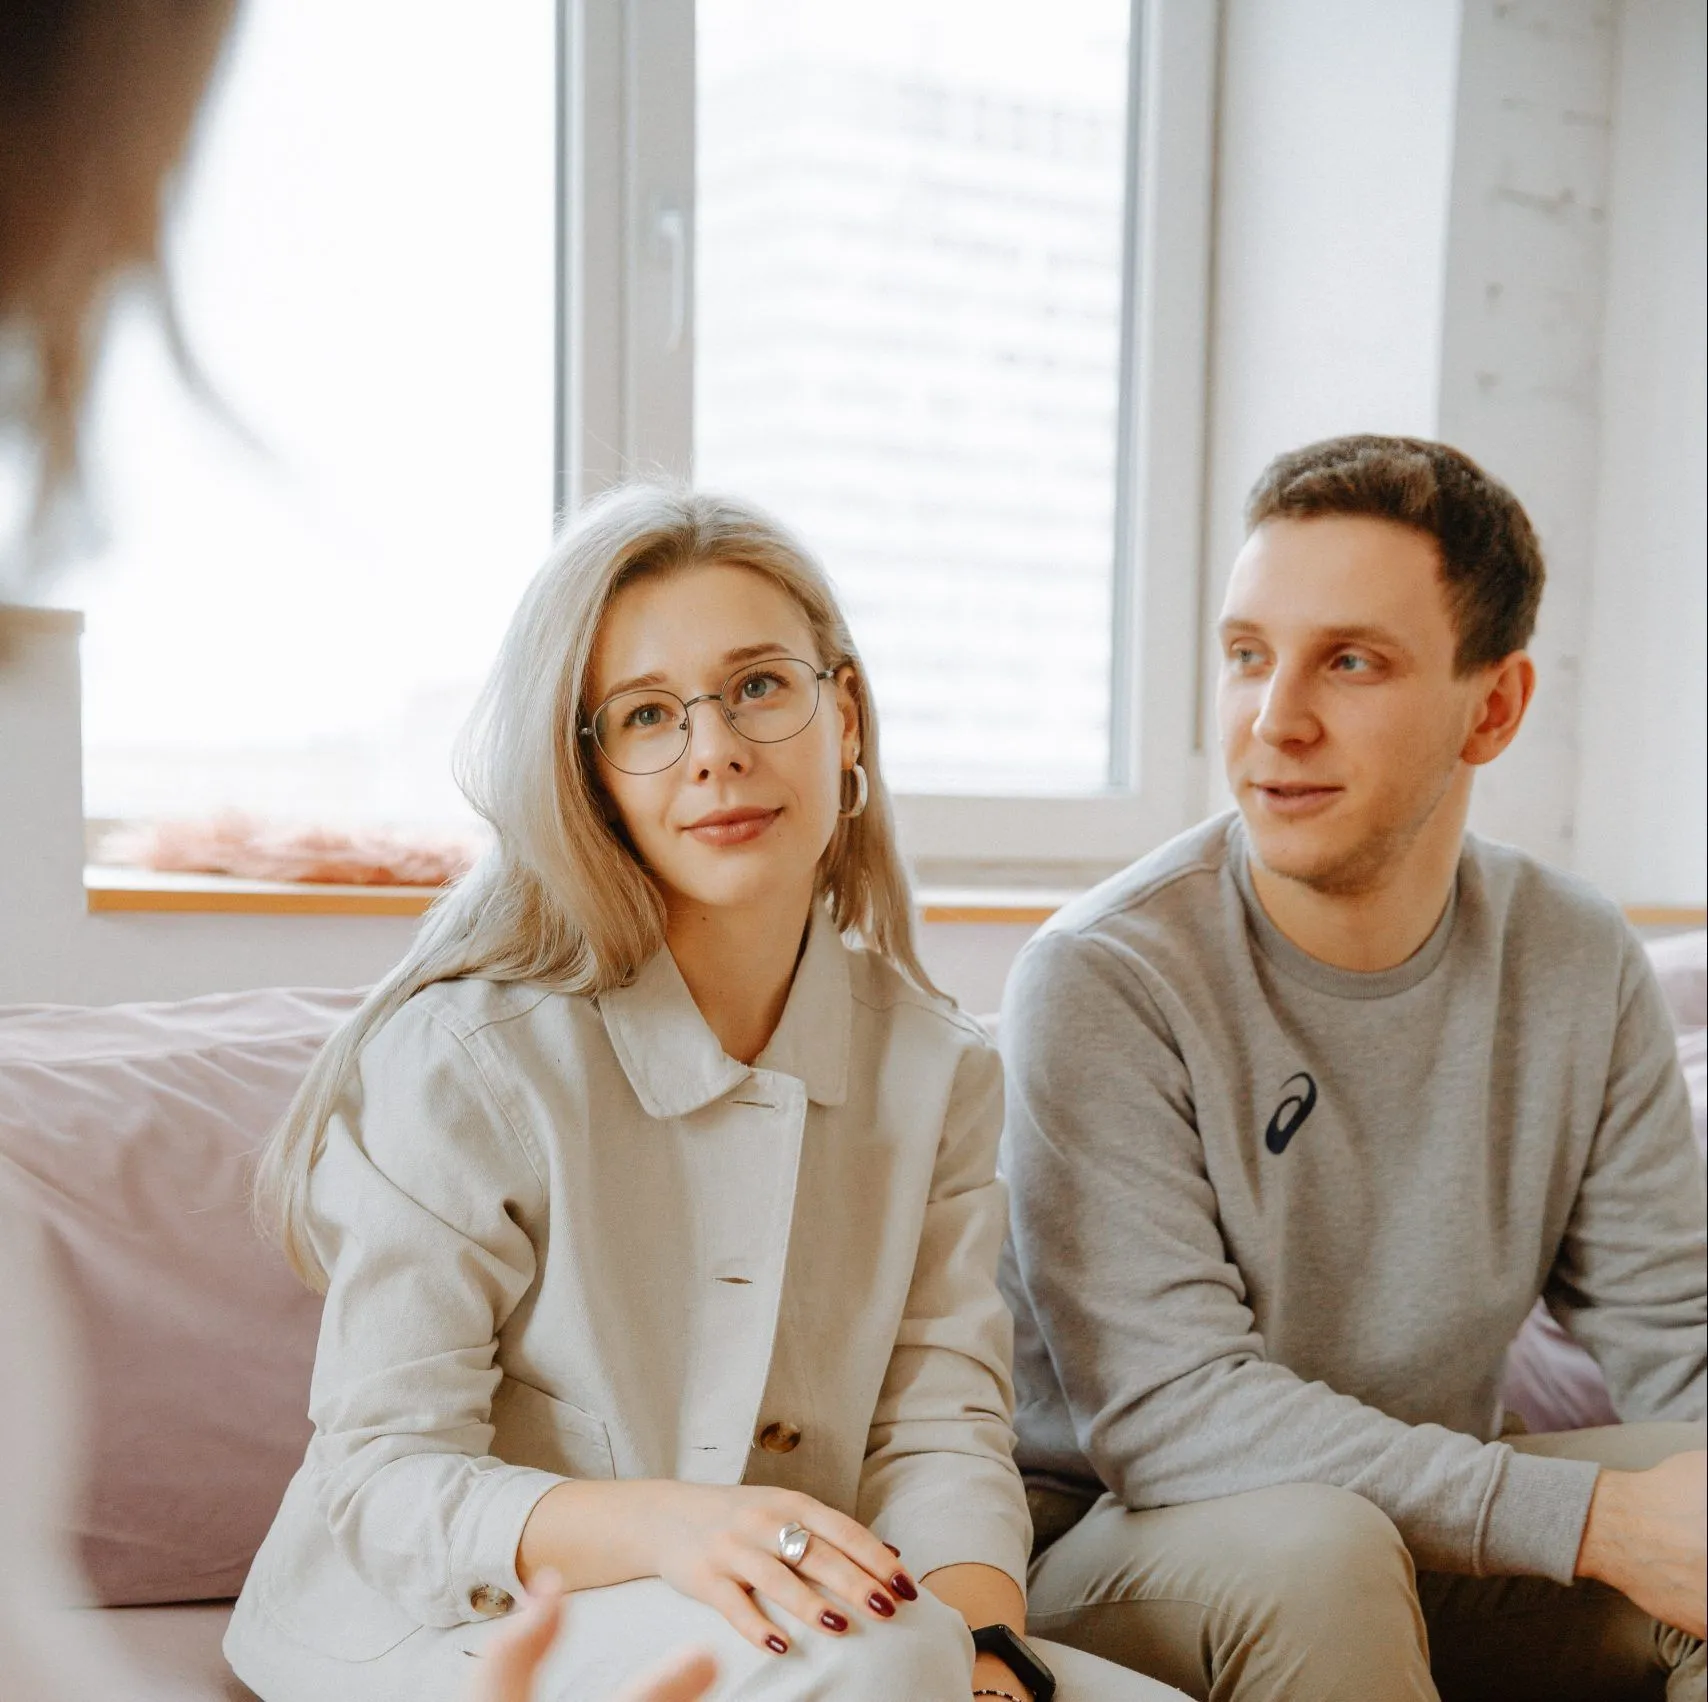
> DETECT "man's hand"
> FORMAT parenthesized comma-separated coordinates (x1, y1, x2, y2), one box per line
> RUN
(473, 1568, 718, 1702)
(1575, 1449, 1706, 1638)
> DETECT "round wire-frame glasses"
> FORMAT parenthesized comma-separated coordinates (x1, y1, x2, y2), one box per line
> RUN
(580, 655, 837, 775)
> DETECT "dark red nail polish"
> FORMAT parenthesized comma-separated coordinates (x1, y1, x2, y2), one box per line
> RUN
(820, 1609, 848, 1632)
(765, 1634, 788, 1655)
(884, 1542, 901, 1557)
(867, 1591, 895, 1618)
(890, 1572, 918, 1601)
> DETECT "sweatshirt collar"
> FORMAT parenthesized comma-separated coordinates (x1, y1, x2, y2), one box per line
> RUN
(599, 902, 851, 1118)
(1229, 818, 1461, 1000)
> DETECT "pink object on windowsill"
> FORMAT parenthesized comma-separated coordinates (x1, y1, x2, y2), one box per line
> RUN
(99, 813, 482, 888)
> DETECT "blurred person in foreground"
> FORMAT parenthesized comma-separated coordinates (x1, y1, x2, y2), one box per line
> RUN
(1000, 435, 1707, 1702)
(0, 4, 705, 1698)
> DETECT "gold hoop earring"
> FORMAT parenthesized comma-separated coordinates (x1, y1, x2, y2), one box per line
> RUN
(839, 762, 869, 819)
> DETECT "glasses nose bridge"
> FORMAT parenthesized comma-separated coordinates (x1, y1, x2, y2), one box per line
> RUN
(677, 688, 746, 767)
(676, 687, 732, 726)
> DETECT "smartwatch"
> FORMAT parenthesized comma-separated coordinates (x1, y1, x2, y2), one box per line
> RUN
(971, 1623, 1058, 1702)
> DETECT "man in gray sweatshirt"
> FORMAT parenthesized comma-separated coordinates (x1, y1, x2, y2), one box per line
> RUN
(1002, 436, 1706, 1701)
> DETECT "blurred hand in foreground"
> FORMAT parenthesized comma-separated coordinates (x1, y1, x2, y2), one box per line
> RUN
(472, 1568, 718, 1702)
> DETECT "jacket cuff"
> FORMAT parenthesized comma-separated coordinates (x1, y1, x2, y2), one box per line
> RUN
(1477, 1448, 1600, 1583)
(871, 1497, 1032, 1595)
(447, 1464, 567, 1621)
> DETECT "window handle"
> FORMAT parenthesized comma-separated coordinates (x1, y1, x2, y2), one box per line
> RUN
(655, 206, 687, 353)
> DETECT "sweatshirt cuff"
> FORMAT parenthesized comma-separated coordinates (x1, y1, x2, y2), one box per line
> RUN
(1478, 1448, 1601, 1583)
(448, 1464, 567, 1621)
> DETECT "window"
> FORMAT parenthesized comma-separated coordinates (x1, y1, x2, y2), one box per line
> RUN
(572, 0, 1218, 867)
(69, 0, 1215, 874)
(66, 0, 555, 834)
(695, 0, 1130, 796)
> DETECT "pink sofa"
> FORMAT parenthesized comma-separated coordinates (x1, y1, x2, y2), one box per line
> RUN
(0, 935, 1701, 1694)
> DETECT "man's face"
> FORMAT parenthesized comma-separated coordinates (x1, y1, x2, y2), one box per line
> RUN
(1216, 515, 1494, 894)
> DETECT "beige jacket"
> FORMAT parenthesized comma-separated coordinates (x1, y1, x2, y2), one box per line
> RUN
(231, 907, 1028, 1665)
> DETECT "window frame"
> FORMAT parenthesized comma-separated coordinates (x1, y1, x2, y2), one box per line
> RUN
(558, 0, 1220, 872)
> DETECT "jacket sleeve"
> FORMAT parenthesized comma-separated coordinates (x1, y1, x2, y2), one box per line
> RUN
(1002, 929, 1600, 1585)
(1547, 934, 1708, 1421)
(303, 995, 567, 1627)
(856, 1033, 1033, 1590)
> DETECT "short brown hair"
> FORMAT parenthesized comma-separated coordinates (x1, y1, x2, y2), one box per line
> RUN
(1244, 434, 1545, 672)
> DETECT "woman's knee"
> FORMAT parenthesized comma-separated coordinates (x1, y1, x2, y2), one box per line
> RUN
(805, 1590, 971, 1699)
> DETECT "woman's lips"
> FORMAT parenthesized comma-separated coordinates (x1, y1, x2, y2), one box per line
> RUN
(1252, 783, 1342, 818)
(683, 807, 781, 847)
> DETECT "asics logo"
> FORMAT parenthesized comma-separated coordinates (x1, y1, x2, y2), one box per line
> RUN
(1264, 1072, 1318, 1154)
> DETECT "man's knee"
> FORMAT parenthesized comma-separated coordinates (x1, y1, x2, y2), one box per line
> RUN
(1206, 1482, 1417, 1614)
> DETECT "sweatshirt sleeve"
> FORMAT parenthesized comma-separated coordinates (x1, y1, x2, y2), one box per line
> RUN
(857, 1036, 1033, 1590)
(303, 997, 567, 1628)
(1545, 935, 1707, 1422)
(1001, 929, 1598, 1584)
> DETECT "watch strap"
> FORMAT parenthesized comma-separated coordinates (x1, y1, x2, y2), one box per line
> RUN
(970, 1622, 1058, 1702)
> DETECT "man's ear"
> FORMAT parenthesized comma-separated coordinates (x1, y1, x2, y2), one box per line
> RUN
(1461, 651, 1536, 767)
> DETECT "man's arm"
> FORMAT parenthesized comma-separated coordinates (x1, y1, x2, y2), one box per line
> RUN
(1545, 933, 1706, 1421)
(1001, 929, 1597, 1583)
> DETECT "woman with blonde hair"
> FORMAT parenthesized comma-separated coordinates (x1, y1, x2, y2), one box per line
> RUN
(227, 484, 1177, 1702)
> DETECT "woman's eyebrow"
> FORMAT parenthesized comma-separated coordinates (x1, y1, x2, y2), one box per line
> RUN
(601, 642, 798, 700)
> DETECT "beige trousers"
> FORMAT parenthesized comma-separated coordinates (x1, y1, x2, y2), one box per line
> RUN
(229, 1569, 1191, 1701)
(1025, 1424, 1706, 1702)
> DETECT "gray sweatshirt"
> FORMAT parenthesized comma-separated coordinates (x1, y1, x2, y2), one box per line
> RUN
(999, 813, 1707, 1585)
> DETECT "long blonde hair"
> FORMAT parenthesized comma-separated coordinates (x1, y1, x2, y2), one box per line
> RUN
(255, 483, 933, 1289)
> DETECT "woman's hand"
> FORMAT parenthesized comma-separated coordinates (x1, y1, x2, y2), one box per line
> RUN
(639, 1482, 918, 1657)
(517, 1478, 917, 1659)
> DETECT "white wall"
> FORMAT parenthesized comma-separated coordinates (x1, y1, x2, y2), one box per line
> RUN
(1441, 0, 1618, 866)
(1573, 0, 1708, 905)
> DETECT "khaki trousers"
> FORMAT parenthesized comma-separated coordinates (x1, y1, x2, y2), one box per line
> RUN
(229, 1568, 1190, 1702)
(1025, 1424, 1706, 1702)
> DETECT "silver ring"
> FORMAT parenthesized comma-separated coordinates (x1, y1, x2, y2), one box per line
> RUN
(776, 1521, 811, 1567)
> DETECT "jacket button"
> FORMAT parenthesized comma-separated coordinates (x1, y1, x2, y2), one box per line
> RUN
(756, 1420, 802, 1453)
(469, 1585, 515, 1617)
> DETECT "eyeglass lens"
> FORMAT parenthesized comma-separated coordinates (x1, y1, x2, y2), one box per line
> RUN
(592, 657, 824, 774)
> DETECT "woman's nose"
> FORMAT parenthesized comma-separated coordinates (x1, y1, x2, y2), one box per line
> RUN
(684, 696, 748, 774)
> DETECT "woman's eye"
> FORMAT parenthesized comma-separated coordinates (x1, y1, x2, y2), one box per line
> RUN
(738, 670, 782, 700)
(624, 700, 670, 729)
(1228, 645, 1264, 669)
(1331, 652, 1375, 674)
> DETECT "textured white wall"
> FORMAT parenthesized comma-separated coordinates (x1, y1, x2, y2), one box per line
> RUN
(1441, 0, 1619, 866)
(1573, 0, 1707, 905)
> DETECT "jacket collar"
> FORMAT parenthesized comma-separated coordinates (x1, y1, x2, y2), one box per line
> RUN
(599, 903, 852, 1119)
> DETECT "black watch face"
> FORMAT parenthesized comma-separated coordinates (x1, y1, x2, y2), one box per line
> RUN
(972, 1623, 1057, 1701)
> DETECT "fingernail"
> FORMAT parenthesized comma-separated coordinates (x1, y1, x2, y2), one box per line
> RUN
(867, 1591, 895, 1618)
(820, 1609, 848, 1632)
(890, 1572, 918, 1601)
(765, 1634, 789, 1655)
(884, 1542, 901, 1557)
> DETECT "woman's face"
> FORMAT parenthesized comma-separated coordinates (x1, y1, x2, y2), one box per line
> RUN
(586, 561, 860, 919)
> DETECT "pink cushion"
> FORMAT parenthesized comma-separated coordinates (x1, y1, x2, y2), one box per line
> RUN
(0, 989, 358, 1606)
(96, 1602, 259, 1700)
